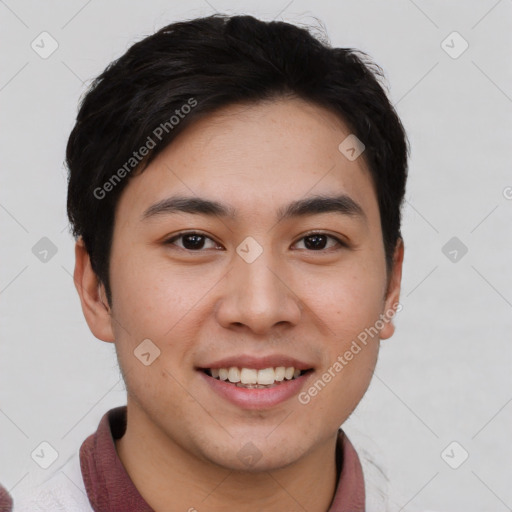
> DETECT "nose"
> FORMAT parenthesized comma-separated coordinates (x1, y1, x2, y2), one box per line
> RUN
(215, 244, 302, 335)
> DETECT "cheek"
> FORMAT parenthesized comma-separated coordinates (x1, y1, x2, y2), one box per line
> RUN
(109, 254, 207, 380)
(300, 261, 386, 341)
(296, 261, 384, 405)
(297, 279, 381, 424)
(109, 252, 188, 338)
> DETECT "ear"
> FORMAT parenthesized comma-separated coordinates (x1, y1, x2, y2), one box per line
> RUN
(379, 238, 404, 340)
(73, 237, 115, 343)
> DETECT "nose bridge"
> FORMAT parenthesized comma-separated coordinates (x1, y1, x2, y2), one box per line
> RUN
(217, 238, 301, 332)
(239, 249, 279, 307)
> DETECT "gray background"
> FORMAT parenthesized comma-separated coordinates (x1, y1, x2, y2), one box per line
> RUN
(1, 1, 511, 510)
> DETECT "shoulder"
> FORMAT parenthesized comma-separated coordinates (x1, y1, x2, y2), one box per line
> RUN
(12, 454, 93, 512)
(354, 440, 438, 512)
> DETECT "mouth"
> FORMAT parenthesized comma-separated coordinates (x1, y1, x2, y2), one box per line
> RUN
(197, 359, 315, 409)
(201, 366, 313, 389)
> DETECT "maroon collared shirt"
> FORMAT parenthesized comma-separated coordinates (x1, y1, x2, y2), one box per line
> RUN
(80, 406, 365, 511)
(0, 483, 13, 512)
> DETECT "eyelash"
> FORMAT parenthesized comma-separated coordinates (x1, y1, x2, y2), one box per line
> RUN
(163, 231, 347, 252)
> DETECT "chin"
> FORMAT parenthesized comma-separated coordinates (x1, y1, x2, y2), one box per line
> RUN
(212, 452, 303, 474)
(200, 437, 307, 473)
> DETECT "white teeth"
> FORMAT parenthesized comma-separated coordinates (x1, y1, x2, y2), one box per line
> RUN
(257, 368, 276, 385)
(240, 368, 258, 384)
(275, 367, 285, 381)
(228, 367, 241, 383)
(208, 366, 306, 385)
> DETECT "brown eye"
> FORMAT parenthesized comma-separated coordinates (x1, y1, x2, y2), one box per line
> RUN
(165, 232, 220, 251)
(293, 233, 345, 251)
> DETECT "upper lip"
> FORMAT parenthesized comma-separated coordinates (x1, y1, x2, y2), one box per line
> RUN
(198, 354, 314, 371)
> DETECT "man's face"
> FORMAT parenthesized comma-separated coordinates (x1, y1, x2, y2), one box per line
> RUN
(92, 97, 401, 471)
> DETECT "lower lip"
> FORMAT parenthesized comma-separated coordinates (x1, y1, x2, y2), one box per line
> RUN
(198, 371, 313, 410)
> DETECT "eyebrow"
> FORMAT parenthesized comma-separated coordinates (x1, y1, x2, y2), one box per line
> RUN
(141, 193, 367, 224)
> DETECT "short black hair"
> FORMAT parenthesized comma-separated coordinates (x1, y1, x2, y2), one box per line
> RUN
(66, 14, 409, 306)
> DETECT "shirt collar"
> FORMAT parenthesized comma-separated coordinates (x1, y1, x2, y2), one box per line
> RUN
(80, 406, 365, 512)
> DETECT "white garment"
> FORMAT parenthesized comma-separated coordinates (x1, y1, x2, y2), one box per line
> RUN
(12, 453, 93, 512)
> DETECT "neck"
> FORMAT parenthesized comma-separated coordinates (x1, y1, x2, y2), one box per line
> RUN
(115, 400, 339, 512)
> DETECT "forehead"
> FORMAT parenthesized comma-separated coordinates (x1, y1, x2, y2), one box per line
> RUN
(117, 97, 379, 228)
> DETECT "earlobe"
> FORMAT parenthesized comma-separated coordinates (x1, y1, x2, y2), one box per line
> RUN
(73, 238, 115, 343)
(380, 238, 404, 341)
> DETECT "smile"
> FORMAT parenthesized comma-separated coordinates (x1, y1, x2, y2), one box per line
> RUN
(198, 365, 314, 409)
(204, 366, 309, 388)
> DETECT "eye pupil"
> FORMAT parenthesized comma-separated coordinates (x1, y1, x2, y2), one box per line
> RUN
(304, 234, 327, 250)
(183, 234, 205, 250)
